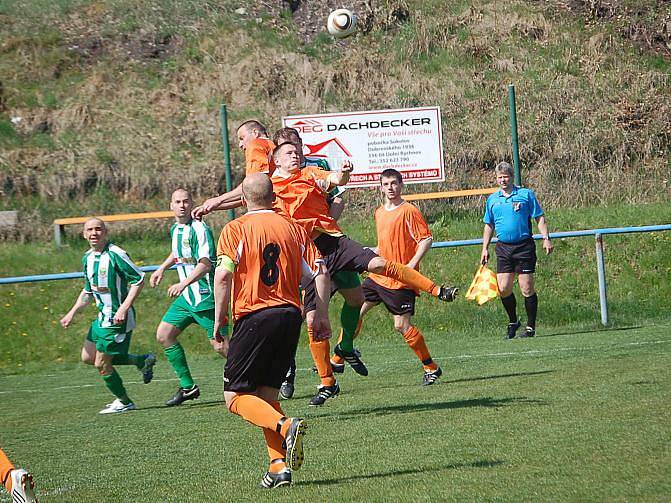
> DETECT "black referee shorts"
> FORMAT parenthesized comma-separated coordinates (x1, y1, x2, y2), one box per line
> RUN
(224, 305, 302, 393)
(495, 238, 537, 274)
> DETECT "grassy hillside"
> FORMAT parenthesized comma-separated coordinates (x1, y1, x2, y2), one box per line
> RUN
(0, 0, 670, 240)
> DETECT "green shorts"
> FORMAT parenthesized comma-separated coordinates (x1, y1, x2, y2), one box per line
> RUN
(86, 320, 132, 355)
(161, 296, 215, 340)
(332, 270, 361, 290)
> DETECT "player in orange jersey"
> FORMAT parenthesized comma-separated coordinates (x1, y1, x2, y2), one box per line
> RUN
(213, 173, 331, 488)
(271, 127, 359, 400)
(271, 142, 459, 406)
(354, 168, 444, 385)
(1, 447, 37, 502)
(192, 120, 275, 219)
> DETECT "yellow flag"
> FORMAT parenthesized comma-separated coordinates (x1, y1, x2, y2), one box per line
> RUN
(465, 265, 499, 305)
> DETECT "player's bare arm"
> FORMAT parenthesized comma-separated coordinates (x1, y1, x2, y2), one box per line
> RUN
(150, 253, 175, 287)
(481, 223, 494, 265)
(213, 261, 232, 344)
(167, 258, 212, 298)
(113, 281, 143, 325)
(60, 289, 93, 328)
(192, 185, 244, 219)
(536, 215, 554, 255)
(324, 160, 352, 191)
(407, 237, 433, 270)
(305, 263, 332, 342)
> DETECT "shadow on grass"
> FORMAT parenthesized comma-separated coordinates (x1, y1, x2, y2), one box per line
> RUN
(325, 396, 545, 420)
(541, 325, 644, 338)
(299, 459, 504, 486)
(451, 369, 554, 384)
(135, 399, 225, 412)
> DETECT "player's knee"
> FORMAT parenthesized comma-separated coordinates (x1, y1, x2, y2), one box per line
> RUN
(395, 318, 411, 333)
(95, 361, 112, 375)
(80, 350, 94, 365)
(367, 256, 385, 274)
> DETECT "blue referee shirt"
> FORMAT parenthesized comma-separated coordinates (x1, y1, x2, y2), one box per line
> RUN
(483, 186, 544, 244)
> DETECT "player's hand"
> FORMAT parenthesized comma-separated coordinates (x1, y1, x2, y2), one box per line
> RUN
(191, 204, 208, 220)
(150, 269, 163, 288)
(543, 238, 554, 255)
(214, 322, 229, 343)
(480, 249, 489, 265)
(59, 313, 74, 328)
(311, 314, 332, 342)
(340, 159, 353, 173)
(167, 282, 186, 298)
(192, 196, 221, 219)
(113, 308, 127, 325)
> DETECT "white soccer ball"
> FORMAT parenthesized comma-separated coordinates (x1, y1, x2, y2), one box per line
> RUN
(327, 8, 357, 39)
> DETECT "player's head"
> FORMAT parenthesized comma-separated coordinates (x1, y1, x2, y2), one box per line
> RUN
(272, 142, 301, 173)
(170, 188, 193, 222)
(273, 127, 303, 148)
(83, 218, 108, 250)
(380, 168, 404, 202)
(237, 120, 268, 150)
(241, 173, 274, 210)
(494, 161, 514, 189)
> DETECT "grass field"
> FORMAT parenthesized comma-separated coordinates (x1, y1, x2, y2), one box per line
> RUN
(1, 323, 669, 501)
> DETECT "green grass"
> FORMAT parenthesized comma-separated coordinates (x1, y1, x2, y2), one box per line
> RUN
(1, 324, 669, 501)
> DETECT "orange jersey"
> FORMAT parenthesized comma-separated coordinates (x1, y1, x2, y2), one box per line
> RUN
(270, 166, 342, 236)
(245, 138, 276, 176)
(216, 209, 323, 320)
(368, 201, 432, 292)
(271, 166, 342, 237)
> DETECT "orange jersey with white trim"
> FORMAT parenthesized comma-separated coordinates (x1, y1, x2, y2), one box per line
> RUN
(271, 166, 342, 237)
(368, 201, 432, 292)
(245, 138, 276, 176)
(216, 209, 323, 320)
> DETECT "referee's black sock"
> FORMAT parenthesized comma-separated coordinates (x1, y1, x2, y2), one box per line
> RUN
(501, 293, 518, 323)
(524, 293, 538, 329)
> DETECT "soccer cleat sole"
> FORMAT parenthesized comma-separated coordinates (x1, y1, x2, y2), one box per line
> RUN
(285, 419, 307, 471)
(10, 469, 37, 503)
(140, 353, 157, 384)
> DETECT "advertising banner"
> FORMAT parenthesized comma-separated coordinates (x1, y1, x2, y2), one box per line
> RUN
(282, 107, 444, 188)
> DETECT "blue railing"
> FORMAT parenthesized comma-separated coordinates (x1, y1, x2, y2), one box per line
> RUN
(2, 224, 670, 325)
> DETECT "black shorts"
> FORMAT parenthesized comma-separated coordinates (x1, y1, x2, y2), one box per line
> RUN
(495, 238, 537, 274)
(303, 234, 377, 313)
(362, 278, 416, 316)
(224, 305, 302, 392)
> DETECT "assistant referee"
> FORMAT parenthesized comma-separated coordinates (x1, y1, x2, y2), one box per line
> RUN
(480, 162, 554, 338)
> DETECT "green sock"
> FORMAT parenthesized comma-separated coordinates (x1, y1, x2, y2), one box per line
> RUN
(164, 343, 195, 388)
(112, 353, 144, 368)
(339, 302, 360, 353)
(102, 370, 130, 404)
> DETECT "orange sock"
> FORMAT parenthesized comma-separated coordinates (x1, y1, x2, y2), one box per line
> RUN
(228, 394, 284, 432)
(402, 326, 438, 371)
(382, 261, 438, 296)
(308, 325, 335, 386)
(0, 448, 15, 492)
(264, 401, 287, 472)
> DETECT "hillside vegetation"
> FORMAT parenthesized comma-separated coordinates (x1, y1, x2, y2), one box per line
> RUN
(0, 0, 670, 240)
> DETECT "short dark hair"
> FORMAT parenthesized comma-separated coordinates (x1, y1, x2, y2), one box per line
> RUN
(380, 168, 403, 184)
(237, 120, 268, 136)
(273, 127, 301, 145)
(272, 141, 298, 160)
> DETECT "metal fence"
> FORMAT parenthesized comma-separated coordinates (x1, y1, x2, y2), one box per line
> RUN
(2, 224, 670, 326)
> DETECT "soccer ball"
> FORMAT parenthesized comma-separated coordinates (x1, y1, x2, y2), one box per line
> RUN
(327, 8, 357, 39)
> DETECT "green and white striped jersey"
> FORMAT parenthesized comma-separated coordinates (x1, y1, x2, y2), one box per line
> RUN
(82, 242, 144, 331)
(170, 219, 216, 311)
